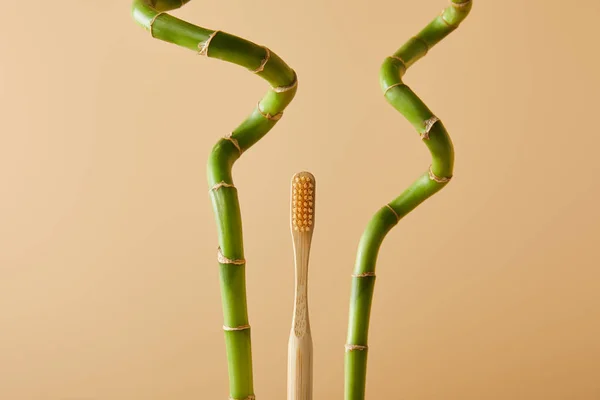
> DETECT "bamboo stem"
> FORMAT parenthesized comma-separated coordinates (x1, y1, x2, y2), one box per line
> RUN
(345, 1, 473, 399)
(131, 1, 298, 399)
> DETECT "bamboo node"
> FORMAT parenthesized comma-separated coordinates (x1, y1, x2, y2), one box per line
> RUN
(451, 0, 471, 8)
(198, 30, 220, 56)
(224, 133, 242, 154)
(440, 10, 454, 27)
(149, 12, 165, 38)
(421, 116, 440, 140)
(257, 103, 283, 121)
(383, 82, 406, 97)
(385, 204, 400, 222)
(413, 36, 430, 55)
(229, 396, 256, 400)
(428, 166, 452, 184)
(210, 182, 236, 192)
(223, 324, 251, 332)
(252, 47, 271, 73)
(352, 272, 376, 278)
(345, 344, 368, 352)
(217, 247, 246, 265)
(389, 55, 407, 69)
(440, 8, 463, 27)
(272, 72, 298, 93)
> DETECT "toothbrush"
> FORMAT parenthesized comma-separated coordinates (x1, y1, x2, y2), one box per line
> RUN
(288, 172, 315, 400)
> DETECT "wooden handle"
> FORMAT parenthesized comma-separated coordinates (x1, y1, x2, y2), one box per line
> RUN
(288, 172, 315, 400)
(288, 232, 313, 400)
(288, 327, 313, 400)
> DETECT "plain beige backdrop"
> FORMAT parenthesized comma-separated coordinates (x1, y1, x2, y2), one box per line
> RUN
(2, 0, 600, 399)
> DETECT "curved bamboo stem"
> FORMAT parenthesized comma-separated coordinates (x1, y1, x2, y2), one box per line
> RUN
(131, 1, 298, 399)
(345, 1, 473, 399)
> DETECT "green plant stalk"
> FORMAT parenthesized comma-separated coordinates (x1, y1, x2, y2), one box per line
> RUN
(131, 1, 297, 399)
(345, 1, 472, 399)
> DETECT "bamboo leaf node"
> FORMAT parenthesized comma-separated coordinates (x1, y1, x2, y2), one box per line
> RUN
(412, 36, 430, 54)
(383, 82, 407, 96)
(389, 55, 407, 69)
(257, 103, 284, 121)
(149, 12, 164, 37)
(345, 344, 369, 352)
(211, 182, 237, 192)
(217, 247, 246, 265)
(251, 47, 271, 73)
(223, 325, 252, 332)
(351, 272, 377, 278)
(198, 30, 220, 56)
(421, 116, 440, 140)
(223, 134, 243, 155)
(428, 166, 452, 183)
(272, 74, 299, 93)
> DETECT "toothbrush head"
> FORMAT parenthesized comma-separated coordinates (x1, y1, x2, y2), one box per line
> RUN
(291, 172, 315, 233)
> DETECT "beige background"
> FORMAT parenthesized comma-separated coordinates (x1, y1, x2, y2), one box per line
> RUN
(2, 0, 600, 399)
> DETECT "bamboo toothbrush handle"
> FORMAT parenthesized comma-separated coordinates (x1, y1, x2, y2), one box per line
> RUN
(287, 302, 313, 400)
(288, 172, 315, 400)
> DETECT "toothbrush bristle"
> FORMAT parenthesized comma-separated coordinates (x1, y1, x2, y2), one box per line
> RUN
(292, 173, 315, 232)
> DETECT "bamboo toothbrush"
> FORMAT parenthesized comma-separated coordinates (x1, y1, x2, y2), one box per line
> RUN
(288, 172, 315, 400)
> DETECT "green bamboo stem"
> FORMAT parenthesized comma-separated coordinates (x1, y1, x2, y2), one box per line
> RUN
(131, 1, 297, 399)
(345, 1, 473, 399)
